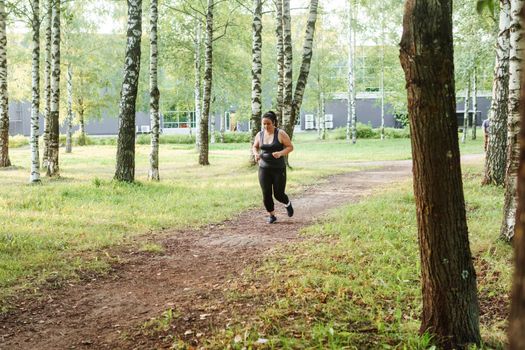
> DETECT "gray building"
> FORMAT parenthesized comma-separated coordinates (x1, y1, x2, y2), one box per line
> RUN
(9, 93, 492, 137)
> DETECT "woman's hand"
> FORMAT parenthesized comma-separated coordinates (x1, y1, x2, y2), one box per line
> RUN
(254, 153, 261, 162)
(272, 151, 282, 159)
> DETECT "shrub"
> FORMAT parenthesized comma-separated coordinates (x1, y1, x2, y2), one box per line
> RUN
(9, 135, 29, 148)
(215, 131, 251, 143)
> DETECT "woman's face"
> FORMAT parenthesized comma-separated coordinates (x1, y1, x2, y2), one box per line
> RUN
(262, 118, 275, 131)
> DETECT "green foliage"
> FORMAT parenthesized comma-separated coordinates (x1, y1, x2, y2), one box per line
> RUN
(331, 124, 410, 140)
(8, 135, 29, 148)
(214, 131, 252, 143)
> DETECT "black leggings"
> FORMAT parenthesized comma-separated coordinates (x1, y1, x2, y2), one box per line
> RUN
(258, 167, 289, 212)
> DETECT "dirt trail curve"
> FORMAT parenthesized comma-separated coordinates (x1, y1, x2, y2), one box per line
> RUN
(0, 161, 416, 349)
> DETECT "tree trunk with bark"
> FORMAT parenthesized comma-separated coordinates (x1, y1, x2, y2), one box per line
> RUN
(380, 0, 385, 141)
(462, 81, 471, 144)
(472, 69, 478, 140)
(194, 19, 202, 151)
(399, 0, 481, 347)
(501, 0, 525, 241)
(346, 0, 355, 142)
(30, 0, 40, 182)
(250, 0, 262, 165)
(286, 0, 319, 140)
(42, 0, 51, 168)
(148, 0, 160, 181)
(65, 64, 73, 153)
(77, 101, 86, 145)
(46, 0, 60, 177)
(199, 0, 213, 165)
(114, 0, 143, 182)
(275, 0, 284, 126)
(282, 0, 292, 134)
(484, 0, 511, 186)
(0, 0, 9, 168)
(509, 29, 525, 345)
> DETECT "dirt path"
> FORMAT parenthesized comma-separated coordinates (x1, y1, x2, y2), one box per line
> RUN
(0, 162, 415, 349)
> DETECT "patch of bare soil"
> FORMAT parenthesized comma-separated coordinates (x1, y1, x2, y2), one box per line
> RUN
(0, 163, 413, 350)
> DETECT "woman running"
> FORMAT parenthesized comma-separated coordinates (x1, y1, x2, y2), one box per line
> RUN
(252, 111, 294, 224)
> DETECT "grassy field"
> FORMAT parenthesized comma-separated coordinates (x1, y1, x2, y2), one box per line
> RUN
(194, 164, 510, 349)
(0, 135, 484, 309)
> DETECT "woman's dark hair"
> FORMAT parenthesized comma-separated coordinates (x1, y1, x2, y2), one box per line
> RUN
(262, 111, 278, 126)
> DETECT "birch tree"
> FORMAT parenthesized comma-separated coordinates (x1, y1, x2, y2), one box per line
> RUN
(275, 0, 284, 126)
(346, 0, 356, 142)
(399, 0, 481, 346)
(30, 0, 40, 182)
(0, 0, 9, 168)
(501, 0, 525, 241)
(149, 0, 160, 181)
(281, 0, 292, 133)
(65, 64, 73, 153)
(461, 80, 471, 143)
(194, 19, 202, 150)
(483, 0, 510, 186)
(510, 58, 525, 346)
(114, 0, 143, 182)
(379, 0, 385, 141)
(471, 68, 477, 140)
(199, 0, 214, 165)
(46, 0, 60, 177)
(250, 0, 262, 165)
(42, 0, 51, 167)
(282, 0, 319, 140)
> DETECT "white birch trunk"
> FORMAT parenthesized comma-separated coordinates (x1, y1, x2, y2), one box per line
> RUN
(286, 0, 319, 140)
(148, 0, 160, 181)
(210, 113, 215, 144)
(199, 0, 213, 165)
(380, 0, 385, 141)
(275, 0, 284, 126)
(350, 0, 357, 144)
(471, 68, 477, 140)
(220, 111, 225, 143)
(114, 0, 143, 182)
(250, 0, 262, 164)
(501, 0, 525, 240)
(0, 0, 9, 168)
(194, 19, 202, 150)
(46, 0, 60, 177)
(30, 0, 40, 182)
(320, 92, 326, 140)
(282, 0, 292, 133)
(65, 64, 73, 153)
(462, 81, 471, 143)
(484, 0, 511, 185)
(42, 0, 51, 168)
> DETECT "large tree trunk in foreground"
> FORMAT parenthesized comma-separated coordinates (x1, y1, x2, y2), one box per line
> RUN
(399, 0, 481, 348)
(148, 0, 160, 181)
(114, 0, 142, 182)
(46, 0, 60, 177)
(275, 0, 284, 126)
(286, 0, 319, 140)
(509, 25, 525, 345)
(42, 0, 52, 167)
(0, 0, 10, 168)
(250, 0, 262, 165)
(30, 0, 40, 182)
(199, 0, 213, 166)
(484, 0, 511, 186)
(501, 0, 525, 241)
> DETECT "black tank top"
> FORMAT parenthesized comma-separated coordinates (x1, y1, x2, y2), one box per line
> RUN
(259, 128, 286, 169)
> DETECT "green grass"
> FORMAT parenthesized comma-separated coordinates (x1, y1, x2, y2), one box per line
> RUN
(0, 136, 485, 310)
(195, 164, 510, 349)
